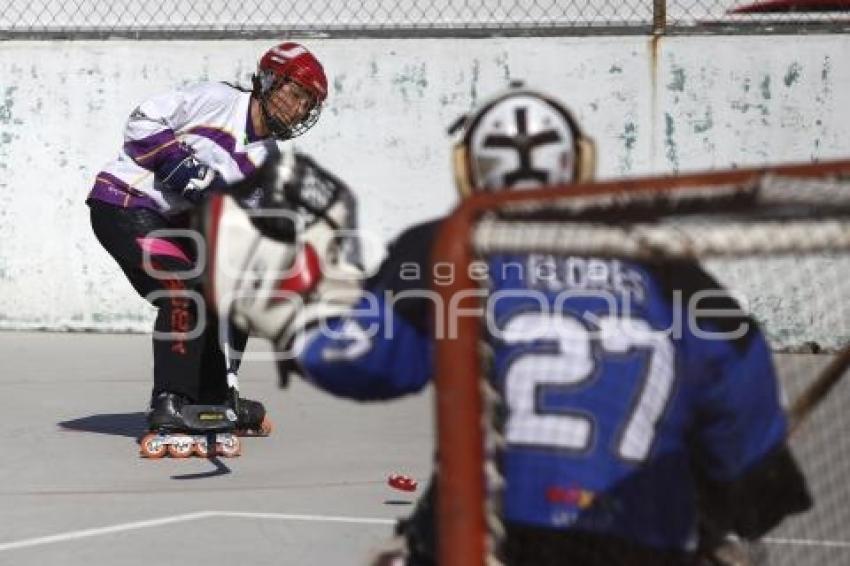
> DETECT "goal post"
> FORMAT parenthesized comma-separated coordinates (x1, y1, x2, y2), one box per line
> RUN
(432, 159, 850, 566)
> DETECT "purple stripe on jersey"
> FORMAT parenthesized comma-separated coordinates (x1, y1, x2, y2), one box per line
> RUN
(187, 126, 257, 177)
(86, 172, 159, 210)
(124, 131, 189, 170)
(96, 171, 133, 193)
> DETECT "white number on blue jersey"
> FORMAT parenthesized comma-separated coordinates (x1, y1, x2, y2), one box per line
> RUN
(501, 312, 675, 462)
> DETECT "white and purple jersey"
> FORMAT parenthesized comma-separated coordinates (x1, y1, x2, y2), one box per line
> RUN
(87, 82, 275, 216)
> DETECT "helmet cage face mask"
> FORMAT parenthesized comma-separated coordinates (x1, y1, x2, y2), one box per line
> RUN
(452, 89, 596, 196)
(253, 72, 322, 140)
(252, 43, 327, 141)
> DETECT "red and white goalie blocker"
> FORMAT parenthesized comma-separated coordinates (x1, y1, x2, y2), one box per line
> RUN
(201, 149, 364, 348)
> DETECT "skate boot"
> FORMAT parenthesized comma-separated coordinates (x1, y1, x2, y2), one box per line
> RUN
(139, 391, 241, 459)
(146, 391, 189, 431)
(235, 398, 273, 437)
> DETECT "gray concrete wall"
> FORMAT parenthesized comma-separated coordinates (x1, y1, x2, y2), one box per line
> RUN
(0, 36, 848, 343)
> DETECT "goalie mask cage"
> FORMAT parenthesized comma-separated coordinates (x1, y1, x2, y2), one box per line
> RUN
(432, 159, 850, 566)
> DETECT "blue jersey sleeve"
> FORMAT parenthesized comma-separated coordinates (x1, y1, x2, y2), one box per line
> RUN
(690, 326, 788, 482)
(688, 322, 810, 538)
(291, 219, 443, 401)
(295, 294, 434, 400)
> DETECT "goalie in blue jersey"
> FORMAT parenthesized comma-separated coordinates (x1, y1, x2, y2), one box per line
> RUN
(201, 86, 811, 565)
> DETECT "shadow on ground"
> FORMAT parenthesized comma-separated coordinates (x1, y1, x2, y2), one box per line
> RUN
(58, 412, 146, 438)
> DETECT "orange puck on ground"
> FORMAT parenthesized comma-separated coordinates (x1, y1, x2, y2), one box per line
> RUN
(388, 473, 418, 492)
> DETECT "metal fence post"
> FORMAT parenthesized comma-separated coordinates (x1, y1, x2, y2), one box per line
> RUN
(653, 0, 667, 34)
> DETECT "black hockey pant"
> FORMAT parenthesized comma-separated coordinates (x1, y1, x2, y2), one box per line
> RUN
(88, 200, 246, 403)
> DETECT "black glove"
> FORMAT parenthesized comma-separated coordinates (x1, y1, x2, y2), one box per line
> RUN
(158, 154, 226, 203)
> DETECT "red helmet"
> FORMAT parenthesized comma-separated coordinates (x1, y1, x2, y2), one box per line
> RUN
(257, 42, 328, 102)
(254, 42, 328, 139)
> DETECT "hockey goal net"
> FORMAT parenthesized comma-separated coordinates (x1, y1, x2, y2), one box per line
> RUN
(432, 160, 850, 566)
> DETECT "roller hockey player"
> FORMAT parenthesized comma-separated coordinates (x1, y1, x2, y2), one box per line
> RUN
(202, 86, 811, 563)
(87, 42, 327, 457)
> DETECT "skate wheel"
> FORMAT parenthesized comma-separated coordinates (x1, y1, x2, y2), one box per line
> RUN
(217, 435, 241, 458)
(257, 416, 273, 436)
(237, 416, 273, 437)
(139, 433, 167, 459)
(167, 435, 194, 458)
(193, 438, 211, 458)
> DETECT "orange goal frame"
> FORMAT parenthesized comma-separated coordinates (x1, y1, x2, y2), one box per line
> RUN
(430, 158, 850, 566)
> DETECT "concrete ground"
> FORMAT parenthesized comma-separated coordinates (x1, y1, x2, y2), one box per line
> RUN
(0, 332, 848, 565)
(0, 332, 433, 566)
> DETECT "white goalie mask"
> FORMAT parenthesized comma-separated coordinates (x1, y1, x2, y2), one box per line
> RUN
(451, 87, 596, 196)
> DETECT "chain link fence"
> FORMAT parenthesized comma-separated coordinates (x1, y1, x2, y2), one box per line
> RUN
(1, 0, 848, 38)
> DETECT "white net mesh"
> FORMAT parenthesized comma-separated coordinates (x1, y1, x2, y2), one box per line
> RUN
(460, 169, 850, 565)
(764, 353, 850, 565)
